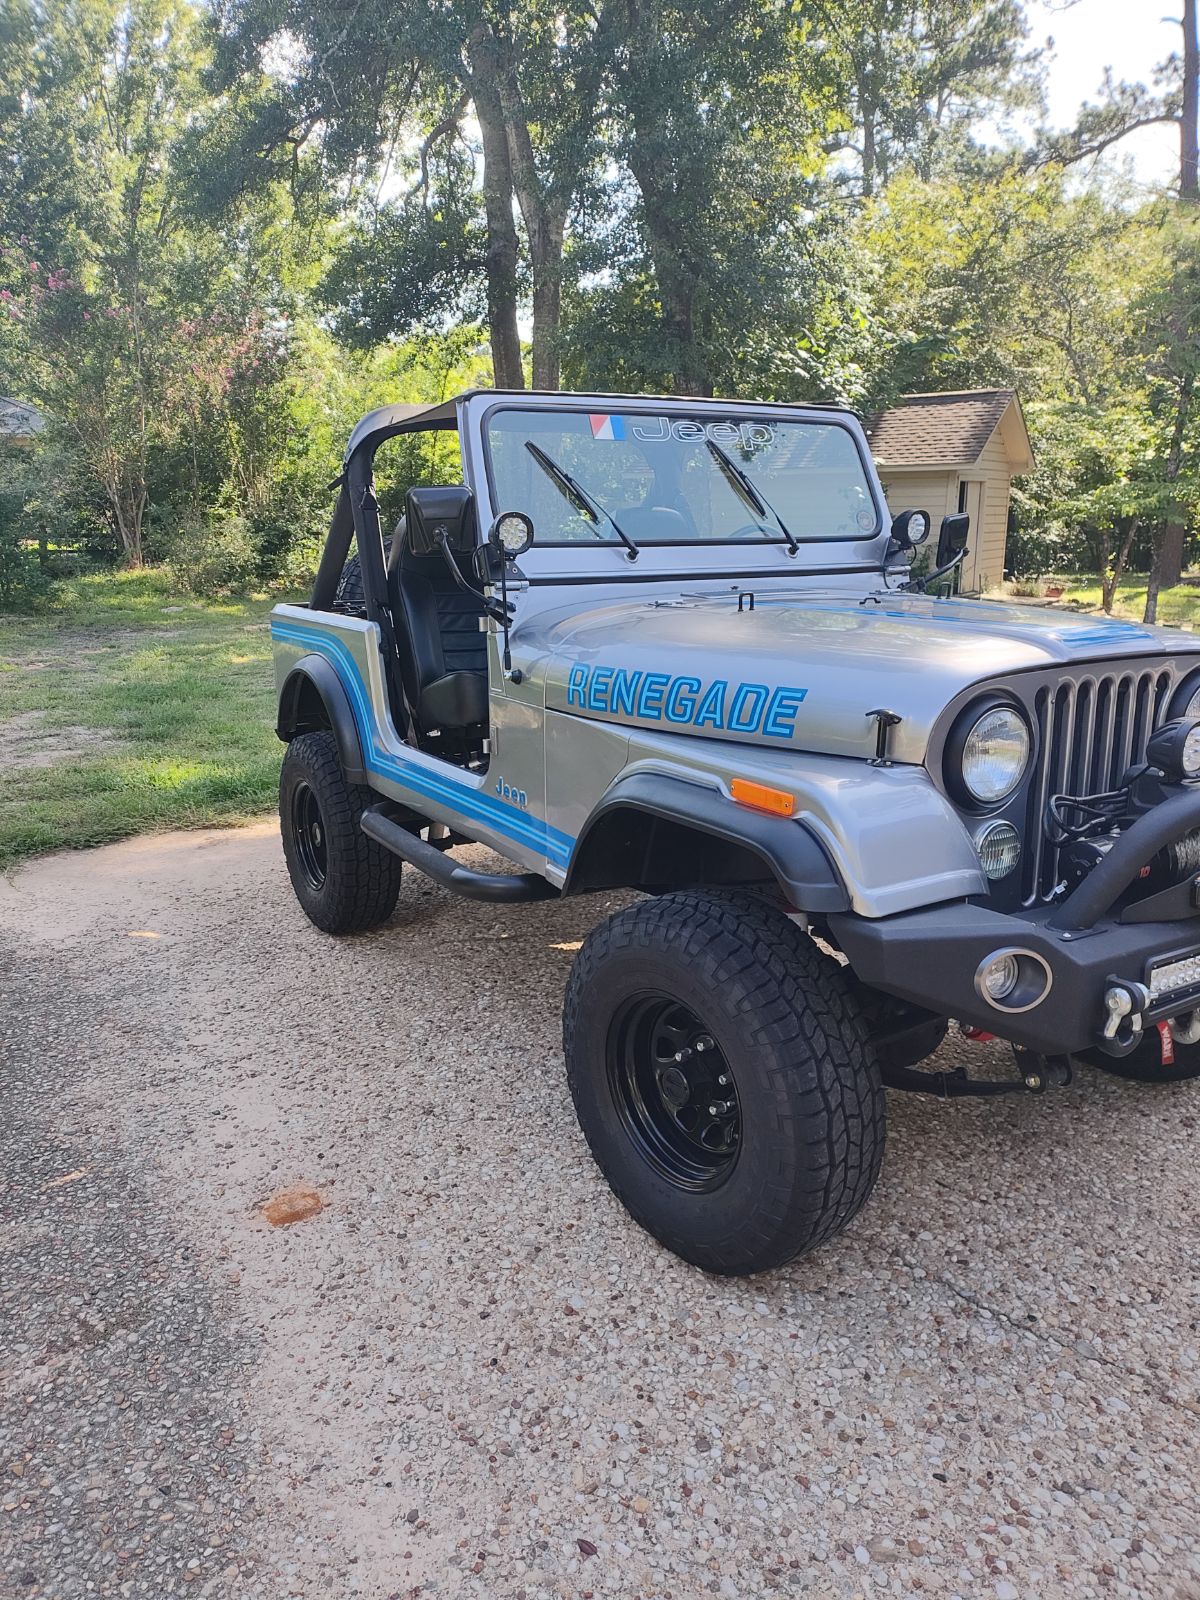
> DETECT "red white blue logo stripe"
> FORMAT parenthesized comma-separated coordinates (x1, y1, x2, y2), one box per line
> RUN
(589, 413, 626, 440)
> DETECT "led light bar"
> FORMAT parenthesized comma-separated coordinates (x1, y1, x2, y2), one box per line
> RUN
(1147, 951, 1200, 1000)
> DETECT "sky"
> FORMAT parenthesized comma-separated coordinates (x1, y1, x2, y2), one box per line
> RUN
(1026, 0, 1181, 189)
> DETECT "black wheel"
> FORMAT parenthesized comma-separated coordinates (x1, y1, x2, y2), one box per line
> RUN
(563, 891, 886, 1275)
(1080, 1029, 1200, 1084)
(279, 731, 402, 934)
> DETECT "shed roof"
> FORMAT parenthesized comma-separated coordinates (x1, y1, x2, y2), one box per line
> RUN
(865, 389, 1034, 473)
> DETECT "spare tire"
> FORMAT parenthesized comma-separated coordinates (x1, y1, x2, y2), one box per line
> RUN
(332, 535, 395, 617)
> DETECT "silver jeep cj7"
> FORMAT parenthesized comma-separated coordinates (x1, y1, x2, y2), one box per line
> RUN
(272, 389, 1200, 1275)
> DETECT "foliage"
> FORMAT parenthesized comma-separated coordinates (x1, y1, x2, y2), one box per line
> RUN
(1, 0, 1199, 605)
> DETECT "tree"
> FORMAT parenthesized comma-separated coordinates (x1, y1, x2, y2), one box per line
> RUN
(566, 0, 847, 397)
(813, 0, 1037, 198)
(1129, 216, 1200, 619)
(0, 0, 222, 563)
(0, 0, 321, 567)
(209, 0, 614, 390)
(1032, 0, 1198, 201)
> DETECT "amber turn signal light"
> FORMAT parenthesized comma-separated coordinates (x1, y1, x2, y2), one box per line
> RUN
(730, 778, 795, 817)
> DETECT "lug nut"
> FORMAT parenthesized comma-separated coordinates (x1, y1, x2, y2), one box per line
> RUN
(674, 1047, 693, 1063)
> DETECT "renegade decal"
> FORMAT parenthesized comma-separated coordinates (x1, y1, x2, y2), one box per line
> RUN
(565, 665, 807, 739)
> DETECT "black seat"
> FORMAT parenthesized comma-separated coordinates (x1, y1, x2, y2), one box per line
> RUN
(387, 505, 488, 734)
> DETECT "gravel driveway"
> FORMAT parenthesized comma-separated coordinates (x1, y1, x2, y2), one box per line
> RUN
(2, 823, 1200, 1600)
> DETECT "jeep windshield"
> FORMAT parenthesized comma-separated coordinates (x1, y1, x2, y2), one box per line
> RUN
(484, 405, 880, 545)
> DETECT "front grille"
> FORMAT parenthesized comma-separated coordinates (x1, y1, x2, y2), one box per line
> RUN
(1022, 664, 1177, 904)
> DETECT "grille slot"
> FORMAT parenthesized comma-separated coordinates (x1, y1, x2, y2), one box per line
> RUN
(1022, 665, 1175, 905)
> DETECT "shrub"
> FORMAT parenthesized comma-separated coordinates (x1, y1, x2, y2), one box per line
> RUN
(165, 511, 258, 596)
(0, 531, 60, 611)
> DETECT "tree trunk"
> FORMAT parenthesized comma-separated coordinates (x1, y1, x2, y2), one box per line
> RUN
(625, 140, 709, 395)
(108, 479, 146, 567)
(1101, 517, 1138, 613)
(1184, 0, 1199, 200)
(465, 30, 525, 390)
(1144, 565, 1162, 625)
(1145, 372, 1195, 619)
(529, 244, 563, 390)
(860, 92, 877, 199)
(496, 42, 566, 390)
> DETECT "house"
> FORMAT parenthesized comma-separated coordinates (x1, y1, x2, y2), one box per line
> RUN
(865, 389, 1035, 592)
(0, 396, 44, 446)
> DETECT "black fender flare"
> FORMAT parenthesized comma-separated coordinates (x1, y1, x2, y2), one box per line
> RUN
(276, 654, 369, 786)
(563, 772, 849, 912)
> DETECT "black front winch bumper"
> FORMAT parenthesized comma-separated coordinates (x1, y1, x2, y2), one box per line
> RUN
(830, 785, 1200, 1058)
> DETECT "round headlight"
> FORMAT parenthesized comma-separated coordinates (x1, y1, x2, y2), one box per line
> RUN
(959, 706, 1030, 803)
(1186, 725, 1200, 778)
(975, 820, 1022, 880)
(1169, 669, 1200, 721)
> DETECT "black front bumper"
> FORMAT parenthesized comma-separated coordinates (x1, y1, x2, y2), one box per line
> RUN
(830, 784, 1200, 1057)
(831, 900, 1200, 1056)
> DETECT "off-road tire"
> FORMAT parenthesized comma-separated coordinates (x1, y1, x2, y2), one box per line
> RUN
(332, 538, 394, 617)
(1080, 1034, 1200, 1084)
(279, 731, 402, 934)
(563, 891, 886, 1275)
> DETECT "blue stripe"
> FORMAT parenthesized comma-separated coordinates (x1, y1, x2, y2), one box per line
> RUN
(814, 603, 1158, 644)
(271, 620, 574, 867)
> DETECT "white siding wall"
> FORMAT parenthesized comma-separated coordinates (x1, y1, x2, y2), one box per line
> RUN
(963, 432, 1012, 592)
(880, 446, 1012, 593)
(878, 472, 957, 530)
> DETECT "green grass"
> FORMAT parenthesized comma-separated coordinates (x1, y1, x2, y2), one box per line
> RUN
(1060, 577, 1200, 627)
(0, 569, 288, 868)
(997, 574, 1200, 628)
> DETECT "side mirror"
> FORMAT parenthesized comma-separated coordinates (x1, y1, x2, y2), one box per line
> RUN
(489, 509, 534, 559)
(406, 485, 475, 555)
(889, 509, 930, 553)
(937, 512, 970, 567)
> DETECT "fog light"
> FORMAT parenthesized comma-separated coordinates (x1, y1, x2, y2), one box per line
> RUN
(975, 820, 1021, 880)
(1146, 717, 1200, 781)
(979, 952, 1019, 1001)
(973, 947, 1053, 1013)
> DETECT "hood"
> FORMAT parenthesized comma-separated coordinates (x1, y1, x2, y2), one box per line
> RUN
(534, 591, 1200, 763)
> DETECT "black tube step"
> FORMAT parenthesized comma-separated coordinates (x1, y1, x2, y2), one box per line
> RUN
(361, 807, 559, 904)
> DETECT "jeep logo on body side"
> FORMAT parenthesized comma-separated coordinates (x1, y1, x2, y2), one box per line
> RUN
(495, 777, 528, 808)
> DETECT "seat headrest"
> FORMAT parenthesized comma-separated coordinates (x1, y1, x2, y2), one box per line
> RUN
(405, 486, 476, 556)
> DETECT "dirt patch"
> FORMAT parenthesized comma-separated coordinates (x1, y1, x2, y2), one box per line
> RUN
(0, 708, 126, 770)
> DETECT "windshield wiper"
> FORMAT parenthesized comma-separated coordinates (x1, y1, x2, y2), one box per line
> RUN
(524, 441, 639, 559)
(706, 439, 799, 554)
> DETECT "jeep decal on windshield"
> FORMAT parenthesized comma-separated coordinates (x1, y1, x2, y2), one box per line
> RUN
(566, 664, 806, 738)
(586, 414, 777, 451)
